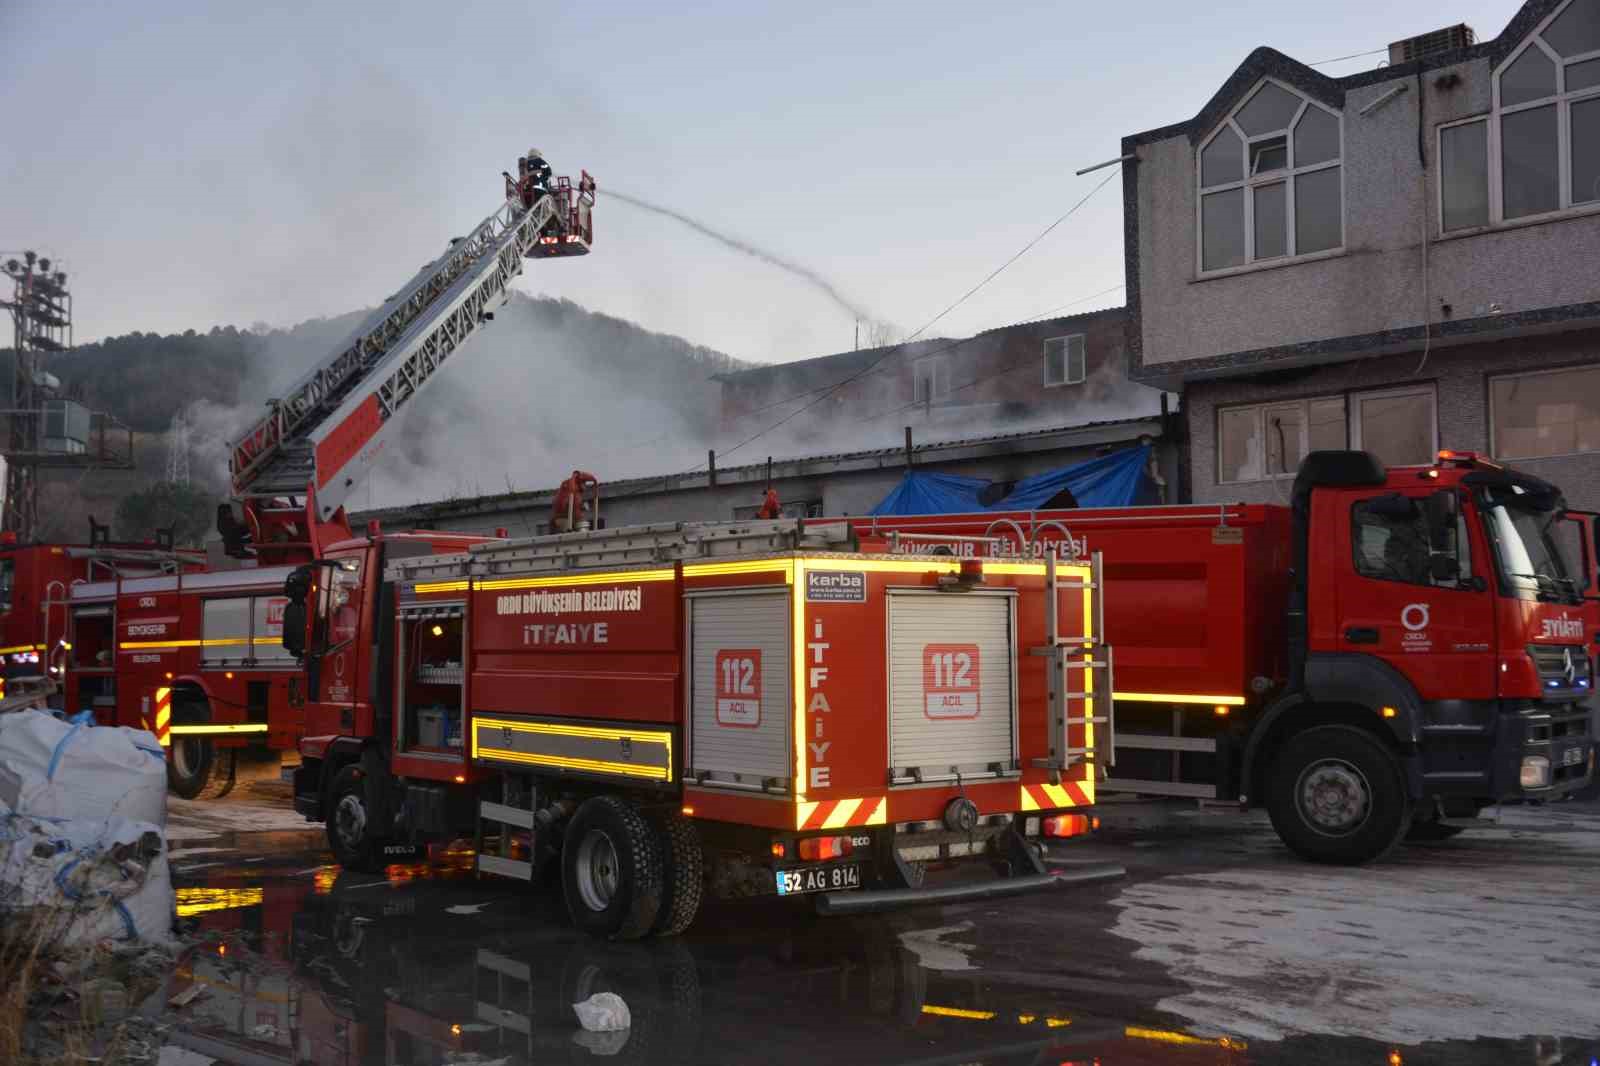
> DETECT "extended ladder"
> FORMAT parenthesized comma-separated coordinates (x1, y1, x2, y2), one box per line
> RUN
(390, 518, 858, 585)
(1030, 550, 1115, 775)
(229, 177, 594, 521)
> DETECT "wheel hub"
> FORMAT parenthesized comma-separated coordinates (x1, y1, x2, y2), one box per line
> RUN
(574, 829, 620, 912)
(1297, 759, 1371, 834)
(335, 793, 367, 848)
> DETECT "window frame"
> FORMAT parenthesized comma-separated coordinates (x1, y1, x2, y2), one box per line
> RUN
(1042, 334, 1087, 388)
(1437, 114, 1493, 232)
(1216, 395, 1350, 485)
(1488, 363, 1600, 460)
(1346, 384, 1439, 465)
(1486, 0, 1600, 225)
(1196, 78, 1346, 275)
(1215, 384, 1439, 486)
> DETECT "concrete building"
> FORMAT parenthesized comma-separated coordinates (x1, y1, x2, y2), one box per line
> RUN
(1122, 0, 1600, 508)
(356, 416, 1178, 536)
(715, 308, 1163, 445)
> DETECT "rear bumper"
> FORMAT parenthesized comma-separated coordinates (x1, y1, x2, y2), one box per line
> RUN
(815, 862, 1124, 915)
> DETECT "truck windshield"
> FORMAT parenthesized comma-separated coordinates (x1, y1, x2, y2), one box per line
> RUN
(1480, 488, 1579, 602)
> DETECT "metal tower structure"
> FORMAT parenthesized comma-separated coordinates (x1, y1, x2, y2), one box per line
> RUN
(1, 251, 135, 541)
(166, 408, 192, 485)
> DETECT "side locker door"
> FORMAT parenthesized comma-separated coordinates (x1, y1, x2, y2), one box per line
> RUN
(1333, 488, 1497, 701)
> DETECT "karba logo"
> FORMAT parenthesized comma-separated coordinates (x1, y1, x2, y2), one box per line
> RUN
(126, 623, 167, 637)
(808, 571, 863, 591)
(1539, 614, 1584, 640)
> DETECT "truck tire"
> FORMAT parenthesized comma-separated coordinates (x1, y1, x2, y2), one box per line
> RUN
(327, 765, 385, 874)
(168, 738, 236, 800)
(563, 796, 663, 941)
(1266, 724, 1410, 865)
(648, 815, 703, 937)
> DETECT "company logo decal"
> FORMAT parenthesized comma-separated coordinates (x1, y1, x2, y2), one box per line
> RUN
(806, 570, 865, 603)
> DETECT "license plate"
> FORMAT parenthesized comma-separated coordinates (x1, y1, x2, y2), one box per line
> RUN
(775, 863, 862, 896)
(1561, 745, 1586, 767)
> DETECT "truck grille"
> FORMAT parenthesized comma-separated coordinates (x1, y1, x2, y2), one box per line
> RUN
(1527, 644, 1592, 695)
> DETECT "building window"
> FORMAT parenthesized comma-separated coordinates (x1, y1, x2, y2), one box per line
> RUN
(1216, 386, 1437, 484)
(1490, 365, 1600, 459)
(1444, 0, 1600, 228)
(1197, 79, 1343, 272)
(1043, 335, 1087, 387)
(1347, 386, 1438, 468)
(912, 356, 950, 406)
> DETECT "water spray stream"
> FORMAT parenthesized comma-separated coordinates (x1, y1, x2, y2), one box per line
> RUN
(607, 188, 874, 323)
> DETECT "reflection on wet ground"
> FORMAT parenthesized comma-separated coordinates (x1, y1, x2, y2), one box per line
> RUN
(157, 800, 1600, 1066)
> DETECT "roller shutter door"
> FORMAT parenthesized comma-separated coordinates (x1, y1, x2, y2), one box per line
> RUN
(888, 592, 1015, 782)
(201, 598, 251, 665)
(689, 591, 791, 790)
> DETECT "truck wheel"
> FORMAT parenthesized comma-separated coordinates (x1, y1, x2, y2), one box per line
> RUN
(327, 765, 384, 874)
(168, 738, 235, 800)
(1266, 725, 1410, 865)
(563, 797, 662, 940)
(648, 815, 703, 937)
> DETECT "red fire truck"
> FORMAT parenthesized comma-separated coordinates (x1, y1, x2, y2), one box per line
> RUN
(853, 449, 1599, 863)
(286, 518, 1122, 938)
(0, 524, 202, 703)
(60, 168, 598, 797)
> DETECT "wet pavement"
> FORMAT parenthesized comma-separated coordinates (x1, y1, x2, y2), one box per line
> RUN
(155, 794, 1600, 1066)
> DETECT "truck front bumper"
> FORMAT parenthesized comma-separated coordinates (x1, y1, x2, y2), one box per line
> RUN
(1496, 701, 1595, 800)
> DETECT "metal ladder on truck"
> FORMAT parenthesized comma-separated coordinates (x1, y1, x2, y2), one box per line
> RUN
(1030, 549, 1115, 780)
(226, 173, 597, 530)
(386, 518, 859, 883)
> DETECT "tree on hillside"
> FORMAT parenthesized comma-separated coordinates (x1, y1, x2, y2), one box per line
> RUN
(115, 482, 215, 547)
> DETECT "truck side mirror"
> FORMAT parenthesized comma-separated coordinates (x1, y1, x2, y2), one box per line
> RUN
(282, 564, 314, 659)
(1423, 490, 1460, 554)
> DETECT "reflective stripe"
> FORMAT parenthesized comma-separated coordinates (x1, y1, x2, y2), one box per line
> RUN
(167, 723, 268, 735)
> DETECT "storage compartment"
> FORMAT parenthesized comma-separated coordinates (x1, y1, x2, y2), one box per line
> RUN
(887, 591, 1017, 783)
(687, 590, 791, 792)
(398, 605, 466, 754)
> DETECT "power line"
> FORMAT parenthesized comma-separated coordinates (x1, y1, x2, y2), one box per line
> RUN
(702, 170, 1122, 467)
(1308, 46, 1388, 67)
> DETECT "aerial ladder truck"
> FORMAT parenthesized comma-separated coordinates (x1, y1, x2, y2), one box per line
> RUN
(62, 167, 597, 797)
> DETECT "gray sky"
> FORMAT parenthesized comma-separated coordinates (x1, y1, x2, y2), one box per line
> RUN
(2, 0, 1520, 365)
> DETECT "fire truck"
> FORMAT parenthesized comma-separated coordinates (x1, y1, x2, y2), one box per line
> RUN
(286, 517, 1123, 938)
(0, 523, 202, 703)
(61, 168, 598, 797)
(853, 448, 1599, 863)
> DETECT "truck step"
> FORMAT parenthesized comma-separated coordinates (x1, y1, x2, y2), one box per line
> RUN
(477, 854, 533, 881)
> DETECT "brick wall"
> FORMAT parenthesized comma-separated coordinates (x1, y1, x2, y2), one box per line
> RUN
(1186, 329, 1600, 510)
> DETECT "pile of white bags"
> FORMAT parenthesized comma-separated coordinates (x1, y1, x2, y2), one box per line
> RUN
(0, 709, 173, 948)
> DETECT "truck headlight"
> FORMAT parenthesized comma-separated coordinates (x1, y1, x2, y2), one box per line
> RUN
(1520, 756, 1551, 789)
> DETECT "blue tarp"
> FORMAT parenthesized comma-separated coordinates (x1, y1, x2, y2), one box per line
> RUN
(868, 443, 1151, 516)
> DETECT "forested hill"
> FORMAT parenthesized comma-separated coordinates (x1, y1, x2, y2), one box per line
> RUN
(6, 294, 751, 543)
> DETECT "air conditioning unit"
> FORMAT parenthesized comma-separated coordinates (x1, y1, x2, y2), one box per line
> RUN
(1388, 24, 1476, 65)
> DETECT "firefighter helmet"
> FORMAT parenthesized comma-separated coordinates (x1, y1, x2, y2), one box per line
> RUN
(527, 147, 543, 162)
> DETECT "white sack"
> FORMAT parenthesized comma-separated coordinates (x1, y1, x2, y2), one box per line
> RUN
(0, 813, 174, 947)
(0, 709, 166, 825)
(572, 991, 631, 1032)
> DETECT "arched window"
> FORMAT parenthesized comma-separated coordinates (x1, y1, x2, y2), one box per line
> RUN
(1493, 0, 1600, 220)
(1197, 79, 1344, 273)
